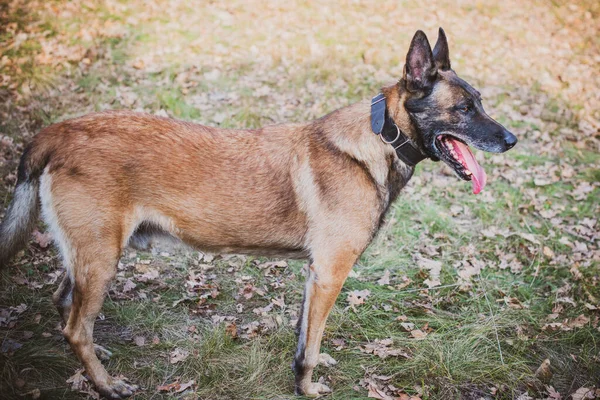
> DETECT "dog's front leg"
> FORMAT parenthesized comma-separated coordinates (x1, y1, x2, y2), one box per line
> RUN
(293, 252, 356, 396)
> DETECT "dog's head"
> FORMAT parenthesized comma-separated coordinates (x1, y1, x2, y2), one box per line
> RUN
(394, 28, 517, 194)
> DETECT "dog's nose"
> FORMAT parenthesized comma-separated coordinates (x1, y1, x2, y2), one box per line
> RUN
(503, 129, 517, 150)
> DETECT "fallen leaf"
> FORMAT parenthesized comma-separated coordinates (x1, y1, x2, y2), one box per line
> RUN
(535, 359, 552, 383)
(543, 246, 555, 258)
(66, 368, 88, 391)
(347, 289, 371, 308)
(410, 329, 428, 339)
(176, 379, 195, 393)
(367, 383, 394, 400)
(398, 394, 422, 400)
(571, 387, 595, 400)
(137, 267, 160, 282)
(567, 315, 590, 329)
(546, 386, 561, 400)
(225, 322, 237, 338)
(170, 348, 190, 364)
(157, 381, 180, 392)
(123, 279, 137, 293)
(32, 230, 52, 248)
(400, 322, 415, 331)
(359, 338, 411, 359)
(417, 256, 442, 288)
(518, 232, 541, 245)
(331, 338, 346, 350)
(133, 336, 145, 347)
(377, 270, 391, 286)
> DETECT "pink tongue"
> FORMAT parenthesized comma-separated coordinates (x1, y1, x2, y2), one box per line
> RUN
(448, 138, 487, 194)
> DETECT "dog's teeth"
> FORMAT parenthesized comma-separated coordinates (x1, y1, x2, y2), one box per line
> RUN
(447, 142, 453, 149)
(465, 170, 472, 176)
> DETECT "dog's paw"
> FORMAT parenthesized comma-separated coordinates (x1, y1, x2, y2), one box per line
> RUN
(317, 353, 337, 368)
(98, 377, 139, 399)
(94, 344, 113, 361)
(297, 382, 332, 397)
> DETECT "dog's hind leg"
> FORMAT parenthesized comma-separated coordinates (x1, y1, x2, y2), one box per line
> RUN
(53, 274, 73, 325)
(54, 271, 114, 361)
(293, 250, 357, 396)
(62, 240, 138, 399)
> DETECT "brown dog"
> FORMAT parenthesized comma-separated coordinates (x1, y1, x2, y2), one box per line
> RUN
(0, 28, 516, 398)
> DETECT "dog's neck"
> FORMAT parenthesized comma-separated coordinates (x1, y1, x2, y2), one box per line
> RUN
(312, 98, 415, 202)
(381, 83, 418, 142)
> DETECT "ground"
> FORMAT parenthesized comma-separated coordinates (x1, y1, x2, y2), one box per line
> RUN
(0, 1, 599, 399)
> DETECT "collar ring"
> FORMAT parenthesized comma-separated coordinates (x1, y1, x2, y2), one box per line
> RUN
(380, 124, 400, 144)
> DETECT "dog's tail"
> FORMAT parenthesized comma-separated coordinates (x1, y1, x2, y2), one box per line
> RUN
(0, 143, 49, 268)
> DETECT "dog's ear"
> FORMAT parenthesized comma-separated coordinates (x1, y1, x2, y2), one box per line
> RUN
(433, 27, 451, 71)
(403, 30, 436, 93)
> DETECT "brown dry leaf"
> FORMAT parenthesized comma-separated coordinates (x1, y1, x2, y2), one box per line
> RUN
(396, 275, 412, 290)
(132, 59, 145, 70)
(367, 383, 394, 400)
(271, 295, 285, 309)
(32, 230, 52, 248)
(377, 270, 391, 286)
(239, 283, 256, 299)
(570, 265, 583, 280)
(410, 329, 428, 340)
(567, 315, 590, 329)
(122, 279, 137, 293)
(137, 267, 160, 282)
(66, 368, 88, 391)
(542, 322, 563, 332)
(398, 394, 422, 400)
(400, 322, 415, 332)
(543, 246, 555, 258)
(169, 348, 190, 364)
(571, 387, 595, 400)
(546, 386, 561, 400)
(518, 232, 541, 245)
(225, 321, 237, 338)
(14, 303, 27, 314)
(535, 359, 552, 383)
(417, 256, 442, 288)
(347, 289, 371, 308)
(239, 321, 260, 339)
(157, 381, 180, 392)
(331, 338, 346, 350)
(176, 380, 195, 393)
(253, 303, 274, 315)
(504, 296, 525, 309)
(24, 389, 41, 399)
(359, 338, 411, 359)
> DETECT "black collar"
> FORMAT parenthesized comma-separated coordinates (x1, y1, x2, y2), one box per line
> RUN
(370, 93, 427, 167)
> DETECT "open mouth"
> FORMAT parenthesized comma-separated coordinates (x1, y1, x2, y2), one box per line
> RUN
(435, 135, 487, 194)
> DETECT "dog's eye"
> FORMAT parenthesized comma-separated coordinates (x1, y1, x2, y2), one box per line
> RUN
(458, 104, 472, 114)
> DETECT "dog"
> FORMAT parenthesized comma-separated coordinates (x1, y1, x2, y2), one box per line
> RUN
(0, 28, 516, 398)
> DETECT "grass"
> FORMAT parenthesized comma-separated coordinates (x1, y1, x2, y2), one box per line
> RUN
(0, 0, 599, 399)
